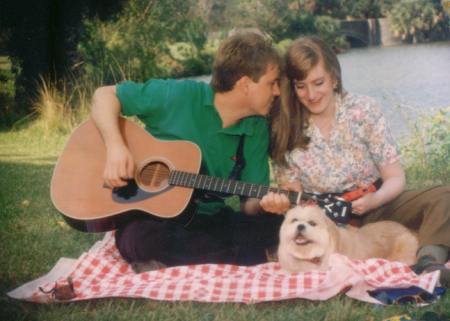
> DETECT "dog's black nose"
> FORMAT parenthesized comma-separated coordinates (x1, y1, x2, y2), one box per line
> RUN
(297, 224, 305, 232)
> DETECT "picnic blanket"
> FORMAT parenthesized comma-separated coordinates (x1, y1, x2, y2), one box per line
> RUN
(8, 232, 444, 304)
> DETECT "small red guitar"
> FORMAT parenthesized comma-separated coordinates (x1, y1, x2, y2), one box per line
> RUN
(51, 118, 352, 233)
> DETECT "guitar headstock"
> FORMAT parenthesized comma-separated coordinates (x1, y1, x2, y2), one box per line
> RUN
(309, 193, 352, 224)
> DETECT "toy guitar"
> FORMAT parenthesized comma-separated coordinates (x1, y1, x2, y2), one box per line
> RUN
(51, 118, 352, 233)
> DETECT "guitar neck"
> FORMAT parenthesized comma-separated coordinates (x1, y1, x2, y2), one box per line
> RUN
(169, 170, 301, 205)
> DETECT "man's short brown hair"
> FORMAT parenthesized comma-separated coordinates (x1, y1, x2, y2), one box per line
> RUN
(210, 33, 281, 93)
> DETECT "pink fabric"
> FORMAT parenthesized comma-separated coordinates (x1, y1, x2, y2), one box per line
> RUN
(8, 232, 444, 304)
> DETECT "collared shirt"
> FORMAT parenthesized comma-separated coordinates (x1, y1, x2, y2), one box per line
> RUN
(117, 79, 270, 214)
(272, 93, 401, 193)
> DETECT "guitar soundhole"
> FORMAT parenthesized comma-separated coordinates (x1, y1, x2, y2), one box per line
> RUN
(139, 161, 171, 188)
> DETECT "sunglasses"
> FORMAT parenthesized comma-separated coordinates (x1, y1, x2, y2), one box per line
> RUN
(39, 276, 76, 301)
(368, 286, 445, 306)
(392, 290, 437, 305)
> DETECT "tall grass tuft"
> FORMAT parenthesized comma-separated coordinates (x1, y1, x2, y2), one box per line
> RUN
(396, 104, 450, 188)
(33, 76, 95, 134)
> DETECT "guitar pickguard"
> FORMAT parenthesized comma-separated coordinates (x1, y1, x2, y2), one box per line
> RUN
(110, 180, 174, 204)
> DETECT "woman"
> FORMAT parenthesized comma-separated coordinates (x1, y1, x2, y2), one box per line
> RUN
(265, 36, 450, 285)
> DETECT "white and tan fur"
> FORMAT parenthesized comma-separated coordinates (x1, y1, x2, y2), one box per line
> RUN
(278, 205, 418, 273)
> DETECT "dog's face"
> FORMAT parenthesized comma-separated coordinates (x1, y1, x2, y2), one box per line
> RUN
(278, 205, 337, 267)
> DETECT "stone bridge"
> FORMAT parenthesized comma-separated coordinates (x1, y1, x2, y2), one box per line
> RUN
(339, 18, 402, 47)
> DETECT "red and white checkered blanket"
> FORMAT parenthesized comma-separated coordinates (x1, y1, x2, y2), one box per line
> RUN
(8, 232, 444, 304)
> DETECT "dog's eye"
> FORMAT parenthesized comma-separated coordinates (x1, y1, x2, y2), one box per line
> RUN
(292, 219, 298, 223)
(308, 221, 317, 227)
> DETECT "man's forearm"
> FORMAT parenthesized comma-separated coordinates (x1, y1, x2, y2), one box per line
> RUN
(91, 85, 136, 187)
(91, 85, 124, 147)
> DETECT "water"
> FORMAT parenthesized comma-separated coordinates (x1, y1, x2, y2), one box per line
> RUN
(338, 41, 450, 139)
(188, 41, 450, 140)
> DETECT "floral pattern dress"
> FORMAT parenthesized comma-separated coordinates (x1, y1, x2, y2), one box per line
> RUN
(272, 93, 402, 193)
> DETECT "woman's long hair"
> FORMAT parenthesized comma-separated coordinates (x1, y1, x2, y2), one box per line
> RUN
(269, 36, 344, 167)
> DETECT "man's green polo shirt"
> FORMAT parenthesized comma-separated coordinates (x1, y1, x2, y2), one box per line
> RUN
(116, 79, 270, 215)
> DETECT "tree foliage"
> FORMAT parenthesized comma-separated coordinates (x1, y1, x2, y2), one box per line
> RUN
(0, 0, 123, 113)
(223, 0, 347, 47)
(309, 0, 396, 19)
(390, 0, 437, 43)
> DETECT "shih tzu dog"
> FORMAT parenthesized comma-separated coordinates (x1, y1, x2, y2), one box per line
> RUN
(278, 205, 418, 273)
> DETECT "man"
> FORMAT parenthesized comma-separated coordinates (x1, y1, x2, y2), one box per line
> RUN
(91, 33, 290, 273)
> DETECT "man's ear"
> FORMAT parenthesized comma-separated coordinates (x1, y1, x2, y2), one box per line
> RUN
(236, 76, 252, 95)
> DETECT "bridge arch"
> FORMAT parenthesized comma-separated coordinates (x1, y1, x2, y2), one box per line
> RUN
(339, 19, 375, 47)
(338, 18, 402, 47)
(338, 29, 370, 47)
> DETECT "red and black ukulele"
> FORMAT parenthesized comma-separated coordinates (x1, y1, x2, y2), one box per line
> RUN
(51, 118, 353, 233)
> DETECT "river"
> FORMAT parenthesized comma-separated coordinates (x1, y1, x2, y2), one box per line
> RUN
(189, 41, 450, 140)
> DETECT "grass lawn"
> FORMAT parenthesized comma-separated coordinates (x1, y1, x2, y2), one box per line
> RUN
(1, 122, 450, 320)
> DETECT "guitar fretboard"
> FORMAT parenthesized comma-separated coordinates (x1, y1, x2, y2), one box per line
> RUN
(169, 170, 301, 204)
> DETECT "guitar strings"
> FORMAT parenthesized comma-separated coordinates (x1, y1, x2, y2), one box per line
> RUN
(170, 170, 323, 204)
(140, 163, 170, 187)
(160, 169, 343, 209)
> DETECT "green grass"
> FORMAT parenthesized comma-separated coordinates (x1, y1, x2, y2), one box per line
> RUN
(1, 120, 450, 320)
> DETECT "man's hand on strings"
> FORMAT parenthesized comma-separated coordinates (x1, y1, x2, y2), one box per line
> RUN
(260, 192, 291, 214)
(260, 181, 302, 214)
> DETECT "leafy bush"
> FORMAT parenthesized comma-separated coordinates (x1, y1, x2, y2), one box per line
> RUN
(168, 42, 215, 78)
(78, 0, 208, 84)
(275, 39, 293, 53)
(399, 106, 450, 187)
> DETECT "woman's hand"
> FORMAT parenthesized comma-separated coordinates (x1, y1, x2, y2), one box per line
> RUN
(350, 180, 380, 215)
(351, 161, 405, 216)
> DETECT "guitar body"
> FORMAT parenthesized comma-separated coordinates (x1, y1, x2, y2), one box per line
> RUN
(51, 118, 201, 233)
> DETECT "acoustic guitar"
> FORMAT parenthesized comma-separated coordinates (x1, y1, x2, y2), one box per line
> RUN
(51, 118, 352, 233)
